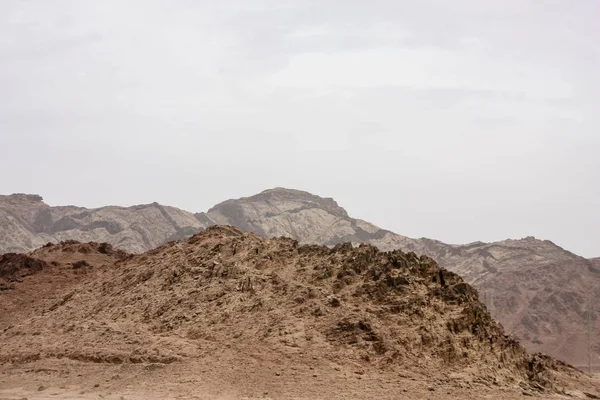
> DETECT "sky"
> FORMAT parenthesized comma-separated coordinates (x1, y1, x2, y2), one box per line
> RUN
(0, 0, 598, 257)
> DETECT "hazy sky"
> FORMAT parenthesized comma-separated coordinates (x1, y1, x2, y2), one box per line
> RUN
(1, 1, 598, 257)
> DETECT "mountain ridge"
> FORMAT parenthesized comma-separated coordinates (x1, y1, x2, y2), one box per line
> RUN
(0, 193, 209, 254)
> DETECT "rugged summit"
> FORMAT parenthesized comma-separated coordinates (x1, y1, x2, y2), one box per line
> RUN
(199, 187, 429, 252)
(0, 188, 598, 367)
(2, 226, 595, 399)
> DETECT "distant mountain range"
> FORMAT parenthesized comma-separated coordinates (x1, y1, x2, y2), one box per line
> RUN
(1, 188, 598, 367)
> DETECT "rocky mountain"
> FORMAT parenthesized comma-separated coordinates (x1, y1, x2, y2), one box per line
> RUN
(199, 188, 428, 253)
(0, 193, 208, 254)
(0, 188, 598, 367)
(2, 226, 596, 399)
(447, 239, 600, 364)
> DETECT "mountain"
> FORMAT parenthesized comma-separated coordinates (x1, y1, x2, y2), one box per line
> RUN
(199, 188, 429, 253)
(0, 188, 598, 367)
(441, 238, 600, 366)
(2, 226, 596, 399)
(0, 193, 209, 254)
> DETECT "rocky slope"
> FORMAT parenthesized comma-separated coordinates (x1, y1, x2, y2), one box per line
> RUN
(1, 226, 596, 399)
(0, 188, 598, 367)
(201, 188, 600, 367)
(0, 193, 207, 254)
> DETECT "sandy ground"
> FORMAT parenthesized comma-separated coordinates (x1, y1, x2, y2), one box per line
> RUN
(2, 358, 599, 400)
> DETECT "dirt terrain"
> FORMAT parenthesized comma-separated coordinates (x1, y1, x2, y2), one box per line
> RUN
(1, 226, 599, 399)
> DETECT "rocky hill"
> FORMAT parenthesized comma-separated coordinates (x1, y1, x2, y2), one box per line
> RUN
(0, 188, 598, 368)
(1, 226, 597, 399)
(201, 188, 600, 367)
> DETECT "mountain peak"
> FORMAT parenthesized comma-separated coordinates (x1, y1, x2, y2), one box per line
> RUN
(208, 187, 349, 219)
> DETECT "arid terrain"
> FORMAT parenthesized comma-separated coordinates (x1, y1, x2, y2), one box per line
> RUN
(1, 189, 598, 367)
(1, 226, 599, 399)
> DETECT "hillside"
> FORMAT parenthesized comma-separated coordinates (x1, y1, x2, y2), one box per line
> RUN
(1, 226, 597, 399)
(0, 240, 130, 330)
(0, 188, 598, 367)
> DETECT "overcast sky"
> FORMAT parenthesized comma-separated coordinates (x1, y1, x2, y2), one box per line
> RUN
(0, 1, 598, 257)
